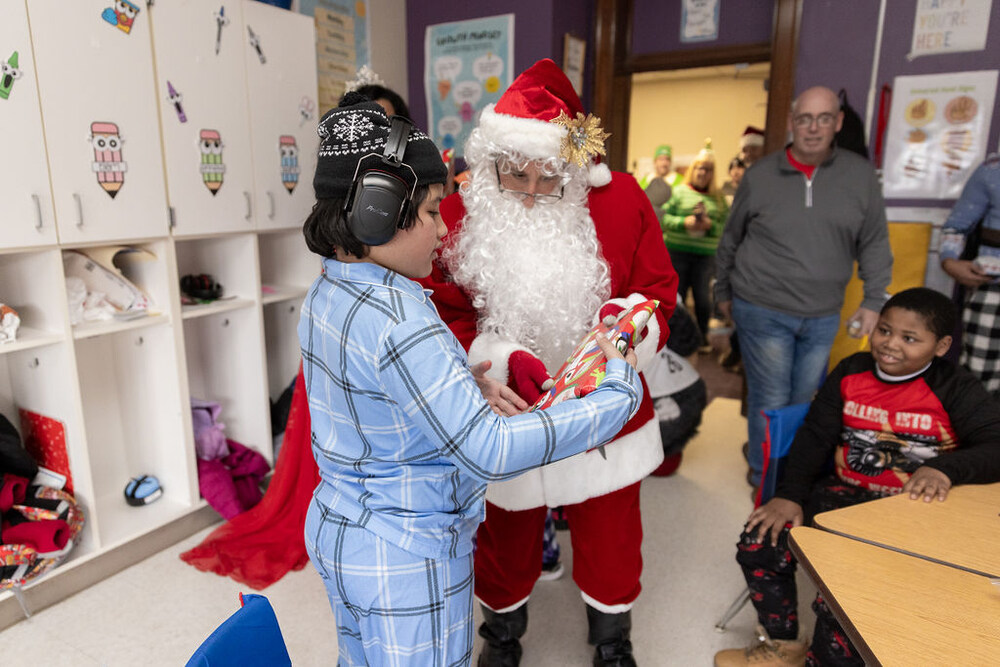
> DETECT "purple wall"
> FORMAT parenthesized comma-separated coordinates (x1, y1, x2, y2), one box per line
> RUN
(795, 0, 880, 125)
(630, 0, 772, 54)
(406, 0, 575, 133)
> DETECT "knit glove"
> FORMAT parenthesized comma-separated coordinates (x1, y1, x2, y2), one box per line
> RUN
(507, 350, 554, 404)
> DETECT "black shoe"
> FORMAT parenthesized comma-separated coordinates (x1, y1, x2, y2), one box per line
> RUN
(478, 604, 527, 667)
(586, 606, 637, 667)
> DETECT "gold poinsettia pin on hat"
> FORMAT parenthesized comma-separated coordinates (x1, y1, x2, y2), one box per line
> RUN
(551, 111, 610, 167)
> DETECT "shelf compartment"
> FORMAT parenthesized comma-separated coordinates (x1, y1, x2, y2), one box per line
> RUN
(183, 307, 271, 462)
(0, 248, 69, 341)
(181, 297, 256, 320)
(74, 323, 194, 549)
(257, 229, 320, 295)
(175, 234, 260, 307)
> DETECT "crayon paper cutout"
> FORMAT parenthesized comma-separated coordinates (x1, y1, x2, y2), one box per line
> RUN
(214, 6, 229, 55)
(166, 81, 187, 123)
(90, 122, 127, 199)
(101, 0, 140, 35)
(247, 26, 266, 64)
(279, 135, 299, 194)
(0, 51, 22, 100)
(199, 129, 225, 196)
(299, 96, 316, 126)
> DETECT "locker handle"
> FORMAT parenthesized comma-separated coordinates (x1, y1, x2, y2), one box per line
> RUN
(244, 191, 252, 221)
(267, 191, 275, 220)
(73, 193, 83, 228)
(32, 194, 43, 230)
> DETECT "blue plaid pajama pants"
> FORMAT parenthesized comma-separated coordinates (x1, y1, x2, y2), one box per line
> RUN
(305, 499, 476, 666)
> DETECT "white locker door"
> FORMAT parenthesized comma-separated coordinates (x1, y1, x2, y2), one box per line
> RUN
(242, 0, 319, 231)
(26, 0, 168, 245)
(0, 0, 58, 249)
(150, 1, 257, 236)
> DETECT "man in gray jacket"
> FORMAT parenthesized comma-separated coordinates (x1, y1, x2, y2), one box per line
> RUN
(715, 86, 892, 489)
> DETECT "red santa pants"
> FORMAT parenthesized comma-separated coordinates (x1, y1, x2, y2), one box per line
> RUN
(474, 481, 643, 611)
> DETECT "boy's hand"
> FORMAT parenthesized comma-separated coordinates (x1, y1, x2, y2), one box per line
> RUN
(903, 466, 952, 502)
(745, 498, 804, 547)
(471, 360, 529, 416)
(595, 332, 638, 370)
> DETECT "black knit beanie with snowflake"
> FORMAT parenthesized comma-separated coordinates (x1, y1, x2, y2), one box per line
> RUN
(312, 93, 447, 200)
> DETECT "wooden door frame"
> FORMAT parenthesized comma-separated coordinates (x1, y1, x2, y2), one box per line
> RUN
(593, 0, 803, 172)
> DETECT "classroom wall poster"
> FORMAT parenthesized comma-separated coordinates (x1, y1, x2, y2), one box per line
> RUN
(882, 70, 997, 200)
(908, 0, 992, 60)
(681, 0, 719, 43)
(424, 14, 513, 158)
(297, 0, 369, 112)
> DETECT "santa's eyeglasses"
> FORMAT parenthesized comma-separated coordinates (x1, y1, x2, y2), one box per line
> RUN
(494, 160, 565, 204)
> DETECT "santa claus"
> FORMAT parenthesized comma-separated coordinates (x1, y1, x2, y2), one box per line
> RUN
(420, 59, 678, 666)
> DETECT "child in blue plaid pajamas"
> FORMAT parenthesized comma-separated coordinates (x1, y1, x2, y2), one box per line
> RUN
(298, 96, 644, 666)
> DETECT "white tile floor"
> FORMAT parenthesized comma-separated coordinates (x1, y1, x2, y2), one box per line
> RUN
(0, 398, 817, 665)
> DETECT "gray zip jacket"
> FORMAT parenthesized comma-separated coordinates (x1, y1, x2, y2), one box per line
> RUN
(714, 146, 892, 318)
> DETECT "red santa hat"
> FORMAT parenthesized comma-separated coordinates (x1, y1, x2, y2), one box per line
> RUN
(739, 126, 765, 148)
(476, 58, 612, 187)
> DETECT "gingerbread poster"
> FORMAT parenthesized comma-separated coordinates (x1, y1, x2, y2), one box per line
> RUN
(882, 70, 997, 200)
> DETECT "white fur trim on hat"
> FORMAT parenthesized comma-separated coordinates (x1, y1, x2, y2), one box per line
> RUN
(588, 162, 612, 187)
(476, 104, 565, 160)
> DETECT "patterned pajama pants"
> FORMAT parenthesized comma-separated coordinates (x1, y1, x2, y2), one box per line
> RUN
(961, 282, 1000, 398)
(305, 499, 475, 667)
(735, 476, 883, 666)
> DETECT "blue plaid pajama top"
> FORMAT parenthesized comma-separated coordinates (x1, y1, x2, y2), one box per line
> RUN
(299, 259, 642, 560)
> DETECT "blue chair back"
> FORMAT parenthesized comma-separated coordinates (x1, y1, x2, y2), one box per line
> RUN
(755, 402, 811, 507)
(186, 593, 291, 667)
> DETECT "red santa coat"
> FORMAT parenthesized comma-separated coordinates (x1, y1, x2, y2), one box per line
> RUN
(419, 171, 679, 510)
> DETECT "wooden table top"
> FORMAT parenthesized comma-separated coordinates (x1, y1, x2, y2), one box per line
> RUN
(812, 482, 1000, 577)
(789, 526, 1000, 666)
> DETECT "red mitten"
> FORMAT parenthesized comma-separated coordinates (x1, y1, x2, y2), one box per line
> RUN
(598, 302, 648, 344)
(507, 350, 553, 404)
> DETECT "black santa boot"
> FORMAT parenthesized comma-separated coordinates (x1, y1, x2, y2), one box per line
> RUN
(587, 605, 637, 667)
(477, 604, 527, 667)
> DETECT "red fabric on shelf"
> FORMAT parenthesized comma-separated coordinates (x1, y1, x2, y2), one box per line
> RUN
(180, 364, 319, 589)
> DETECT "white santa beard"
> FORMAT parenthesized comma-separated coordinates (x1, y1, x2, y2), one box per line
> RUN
(446, 172, 611, 370)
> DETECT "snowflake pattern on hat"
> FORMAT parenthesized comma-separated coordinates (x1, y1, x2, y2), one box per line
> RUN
(331, 112, 375, 142)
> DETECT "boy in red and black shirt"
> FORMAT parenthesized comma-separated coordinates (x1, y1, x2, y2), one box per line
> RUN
(715, 287, 1000, 667)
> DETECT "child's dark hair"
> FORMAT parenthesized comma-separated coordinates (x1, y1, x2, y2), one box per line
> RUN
(344, 84, 411, 120)
(880, 287, 956, 340)
(728, 156, 746, 171)
(302, 186, 431, 260)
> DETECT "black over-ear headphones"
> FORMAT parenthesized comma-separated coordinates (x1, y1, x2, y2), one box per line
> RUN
(344, 116, 417, 246)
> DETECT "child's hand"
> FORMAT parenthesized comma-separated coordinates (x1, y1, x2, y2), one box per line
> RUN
(471, 360, 529, 416)
(595, 332, 637, 370)
(745, 498, 804, 547)
(903, 466, 952, 502)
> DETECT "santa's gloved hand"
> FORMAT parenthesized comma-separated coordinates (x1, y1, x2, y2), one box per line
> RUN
(597, 302, 649, 344)
(507, 350, 554, 404)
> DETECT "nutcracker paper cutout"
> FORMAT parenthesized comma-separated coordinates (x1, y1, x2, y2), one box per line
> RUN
(101, 0, 140, 35)
(531, 299, 659, 457)
(0, 51, 22, 100)
(199, 129, 225, 195)
(214, 6, 230, 55)
(279, 135, 299, 194)
(90, 122, 127, 199)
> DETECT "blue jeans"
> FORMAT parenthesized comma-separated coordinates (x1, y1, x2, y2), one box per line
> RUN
(733, 297, 840, 484)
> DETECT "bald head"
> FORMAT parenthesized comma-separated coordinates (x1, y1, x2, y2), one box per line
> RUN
(788, 86, 843, 165)
(791, 87, 840, 116)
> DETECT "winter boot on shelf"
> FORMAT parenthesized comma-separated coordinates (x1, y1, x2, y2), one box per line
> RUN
(587, 605, 637, 666)
(477, 603, 527, 667)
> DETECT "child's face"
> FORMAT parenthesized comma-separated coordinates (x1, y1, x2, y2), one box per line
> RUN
(869, 307, 951, 376)
(368, 184, 446, 279)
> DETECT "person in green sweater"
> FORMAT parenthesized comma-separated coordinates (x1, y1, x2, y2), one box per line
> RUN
(638, 144, 682, 208)
(660, 141, 729, 349)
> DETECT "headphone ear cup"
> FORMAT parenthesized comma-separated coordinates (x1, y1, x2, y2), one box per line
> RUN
(347, 171, 409, 246)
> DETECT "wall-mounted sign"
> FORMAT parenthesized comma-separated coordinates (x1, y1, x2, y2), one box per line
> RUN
(908, 0, 992, 60)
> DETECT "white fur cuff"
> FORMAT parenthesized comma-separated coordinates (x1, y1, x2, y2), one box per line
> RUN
(468, 333, 535, 385)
